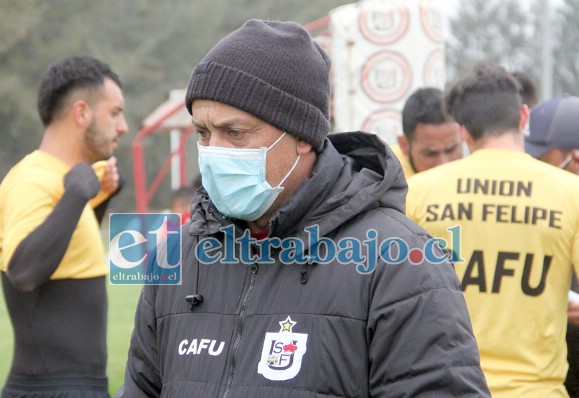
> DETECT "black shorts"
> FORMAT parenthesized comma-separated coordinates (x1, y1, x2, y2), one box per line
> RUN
(1, 375, 109, 398)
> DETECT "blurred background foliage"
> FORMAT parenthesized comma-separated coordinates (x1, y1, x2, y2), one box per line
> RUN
(0, 0, 576, 211)
(0, 0, 355, 210)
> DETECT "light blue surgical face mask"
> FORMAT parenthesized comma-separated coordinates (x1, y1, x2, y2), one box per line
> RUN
(197, 133, 300, 221)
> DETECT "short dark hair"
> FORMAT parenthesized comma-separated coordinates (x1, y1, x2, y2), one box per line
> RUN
(37, 56, 121, 126)
(402, 87, 452, 139)
(511, 71, 539, 108)
(445, 62, 521, 141)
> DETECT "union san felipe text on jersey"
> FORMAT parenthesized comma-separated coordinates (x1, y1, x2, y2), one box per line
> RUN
(423, 177, 560, 296)
(425, 178, 562, 229)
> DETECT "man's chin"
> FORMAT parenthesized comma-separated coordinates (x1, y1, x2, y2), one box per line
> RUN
(90, 152, 112, 163)
(101, 147, 115, 160)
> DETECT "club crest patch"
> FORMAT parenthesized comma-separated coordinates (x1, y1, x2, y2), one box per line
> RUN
(257, 316, 308, 381)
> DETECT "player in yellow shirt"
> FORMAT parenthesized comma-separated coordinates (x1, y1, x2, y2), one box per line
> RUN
(526, 94, 579, 397)
(0, 56, 127, 397)
(391, 87, 463, 179)
(407, 63, 579, 398)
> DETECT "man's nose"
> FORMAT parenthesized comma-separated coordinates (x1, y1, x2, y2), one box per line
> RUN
(436, 153, 449, 166)
(118, 116, 129, 135)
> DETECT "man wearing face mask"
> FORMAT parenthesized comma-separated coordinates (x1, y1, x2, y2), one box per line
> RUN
(118, 19, 490, 397)
(525, 94, 579, 398)
(526, 94, 579, 174)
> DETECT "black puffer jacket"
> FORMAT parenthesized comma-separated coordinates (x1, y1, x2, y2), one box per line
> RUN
(119, 132, 490, 397)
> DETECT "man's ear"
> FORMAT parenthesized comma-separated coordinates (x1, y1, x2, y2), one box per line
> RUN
(71, 100, 91, 128)
(397, 135, 410, 156)
(296, 139, 313, 155)
(519, 103, 529, 131)
(459, 124, 475, 151)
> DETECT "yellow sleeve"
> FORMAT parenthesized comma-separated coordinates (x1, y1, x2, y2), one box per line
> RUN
(2, 179, 59, 269)
(89, 190, 112, 208)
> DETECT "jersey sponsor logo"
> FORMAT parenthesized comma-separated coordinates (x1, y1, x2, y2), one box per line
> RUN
(257, 316, 308, 381)
(178, 338, 225, 356)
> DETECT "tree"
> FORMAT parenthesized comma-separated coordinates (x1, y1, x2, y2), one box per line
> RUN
(0, 0, 353, 209)
(553, 0, 579, 96)
(446, 0, 536, 83)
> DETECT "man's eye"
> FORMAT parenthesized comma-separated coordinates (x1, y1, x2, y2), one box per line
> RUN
(195, 129, 209, 139)
(228, 130, 243, 138)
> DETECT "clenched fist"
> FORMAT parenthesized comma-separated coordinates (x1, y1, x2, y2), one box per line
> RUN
(64, 163, 100, 200)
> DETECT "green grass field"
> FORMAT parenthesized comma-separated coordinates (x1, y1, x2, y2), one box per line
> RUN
(0, 283, 142, 395)
(0, 276, 143, 395)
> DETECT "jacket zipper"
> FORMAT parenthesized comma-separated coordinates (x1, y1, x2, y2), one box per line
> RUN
(222, 262, 259, 398)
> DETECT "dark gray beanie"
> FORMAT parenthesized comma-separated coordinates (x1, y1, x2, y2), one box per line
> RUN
(185, 19, 331, 152)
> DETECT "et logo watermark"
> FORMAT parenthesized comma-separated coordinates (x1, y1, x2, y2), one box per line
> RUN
(109, 213, 182, 285)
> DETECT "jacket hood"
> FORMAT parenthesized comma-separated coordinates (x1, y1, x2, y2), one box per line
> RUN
(189, 132, 407, 240)
(289, 131, 407, 239)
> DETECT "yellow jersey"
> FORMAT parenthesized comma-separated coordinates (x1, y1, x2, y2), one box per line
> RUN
(0, 151, 109, 279)
(407, 149, 579, 398)
(390, 143, 415, 179)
